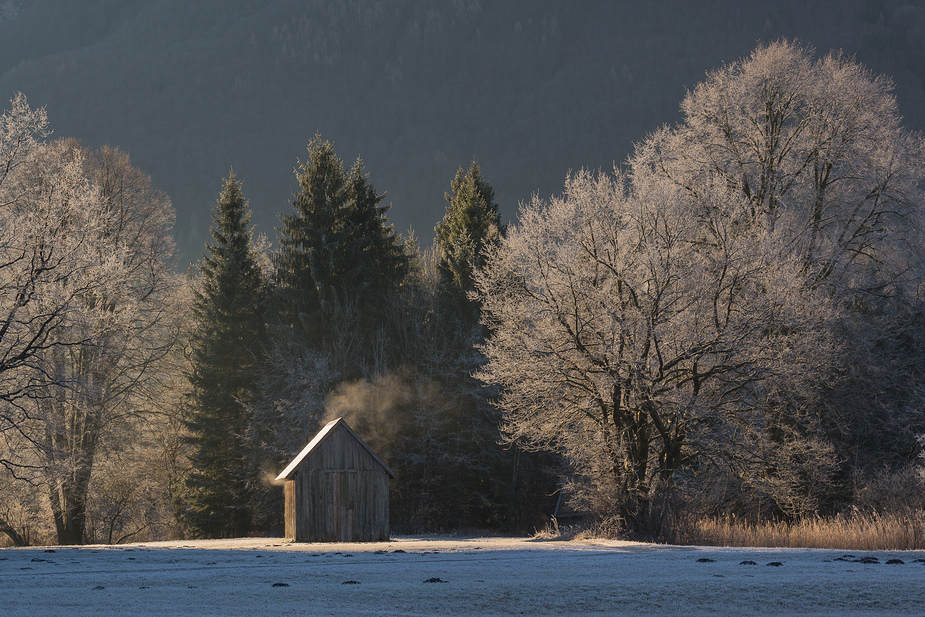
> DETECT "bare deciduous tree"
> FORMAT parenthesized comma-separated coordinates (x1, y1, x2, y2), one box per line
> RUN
(632, 40, 925, 482)
(0, 133, 126, 476)
(475, 169, 838, 537)
(477, 42, 925, 536)
(0, 95, 184, 544)
(31, 142, 181, 545)
(631, 41, 925, 297)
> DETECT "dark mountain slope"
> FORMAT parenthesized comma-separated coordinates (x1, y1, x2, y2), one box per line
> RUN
(2, 0, 923, 264)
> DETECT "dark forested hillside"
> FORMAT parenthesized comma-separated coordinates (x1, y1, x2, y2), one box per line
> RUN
(1, 0, 923, 264)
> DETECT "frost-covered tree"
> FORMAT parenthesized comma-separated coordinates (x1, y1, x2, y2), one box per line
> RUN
(475, 169, 837, 536)
(0, 95, 184, 544)
(34, 141, 182, 545)
(1, 140, 181, 544)
(0, 135, 124, 463)
(0, 94, 70, 433)
(0, 100, 117, 543)
(631, 40, 925, 480)
(0, 93, 47, 195)
(477, 43, 925, 536)
(631, 41, 925, 295)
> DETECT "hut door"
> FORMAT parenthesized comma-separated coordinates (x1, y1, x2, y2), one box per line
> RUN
(328, 469, 358, 541)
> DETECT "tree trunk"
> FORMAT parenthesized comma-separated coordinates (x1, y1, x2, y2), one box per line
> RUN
(46, 412, 99, 545)
(49, 465, 93, 545)
(0, 521, 29, 546)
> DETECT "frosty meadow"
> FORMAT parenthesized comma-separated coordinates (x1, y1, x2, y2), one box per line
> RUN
(2, 537, 924, 616)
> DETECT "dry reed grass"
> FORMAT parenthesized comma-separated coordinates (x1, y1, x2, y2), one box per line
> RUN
(666, 511, 925, 551)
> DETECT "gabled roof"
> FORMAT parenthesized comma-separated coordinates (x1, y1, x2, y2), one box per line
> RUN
(276, 417, 396, 481)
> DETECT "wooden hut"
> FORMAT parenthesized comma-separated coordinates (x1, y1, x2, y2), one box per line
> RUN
(276, 417, 395, 542)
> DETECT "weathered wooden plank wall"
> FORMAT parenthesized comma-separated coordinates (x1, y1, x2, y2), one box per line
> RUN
(284, 479, 296, 540)
(285, 422, 390, 542)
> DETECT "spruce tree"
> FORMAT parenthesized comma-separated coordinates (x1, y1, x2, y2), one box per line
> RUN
(340, 158, 409, 342)
(432, 162, 518, 527)
(434, 161, 505, 326)
(274, 135, 346, 346)
(183, 171, 267, 538)
(274, 136, 407, 365)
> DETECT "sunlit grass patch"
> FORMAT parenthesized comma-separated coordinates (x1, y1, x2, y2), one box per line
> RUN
(667, 512, 925, 550)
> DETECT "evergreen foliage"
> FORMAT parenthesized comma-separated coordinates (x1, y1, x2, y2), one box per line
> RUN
(341, 159, 410, 341)
(8, 32, 925, 544)
(247, 138, 414, 531)
(406, 163, 555, 531)
(274, 136, 346, 345)
(183, 171, 267, 538)
(273, 135, 408, 369)
(435, 161, 505, 326)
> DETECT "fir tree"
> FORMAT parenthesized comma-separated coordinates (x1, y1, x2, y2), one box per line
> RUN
(430, 162, 523, 528)
(434, 161, 505, 327)
(273, 136, 408, 368)
(340, 158, 409, 342)
(274, 135, 346, 345)
(183, 171, 267, 538)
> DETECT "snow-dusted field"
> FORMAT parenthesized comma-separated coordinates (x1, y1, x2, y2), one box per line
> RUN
(1, 536, 923, 616)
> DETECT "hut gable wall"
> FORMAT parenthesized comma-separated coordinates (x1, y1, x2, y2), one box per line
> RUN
(279, 418, 392, 542)
(296, 424, 383, 473)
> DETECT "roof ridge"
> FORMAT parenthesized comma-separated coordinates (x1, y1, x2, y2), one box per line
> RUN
(275, 417, 396, 480)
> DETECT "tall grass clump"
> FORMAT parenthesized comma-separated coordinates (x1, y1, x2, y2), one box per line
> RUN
(663, 511, 925, 550)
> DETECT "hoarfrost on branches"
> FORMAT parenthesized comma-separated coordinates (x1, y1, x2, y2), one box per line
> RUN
(475, 168, 837, 535)
(475, 43, 925, 534)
